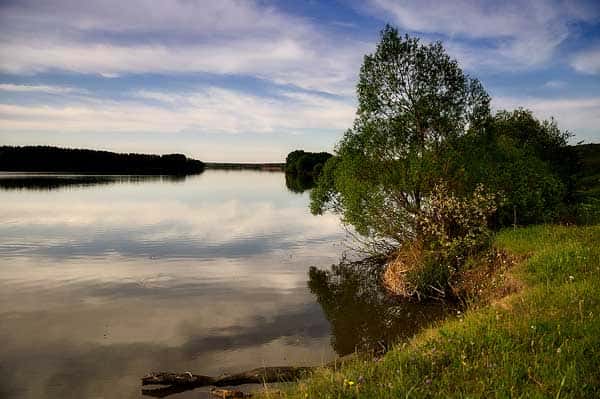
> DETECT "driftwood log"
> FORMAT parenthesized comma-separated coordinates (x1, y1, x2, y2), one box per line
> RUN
(142, 366, 313, 397)
(142, 358, 354, 397)
(210, 388, 253, 398)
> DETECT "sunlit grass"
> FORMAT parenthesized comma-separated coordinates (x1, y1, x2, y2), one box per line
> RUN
(258, 225, 600, 398)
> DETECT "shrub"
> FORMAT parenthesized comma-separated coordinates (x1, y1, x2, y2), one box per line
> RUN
(575, 198, 600, 225)
(384, 182, 498, 299)
(418, 182, 498, 263)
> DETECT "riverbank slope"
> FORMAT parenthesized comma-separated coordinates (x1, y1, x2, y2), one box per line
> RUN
(260, 224, 599, 398)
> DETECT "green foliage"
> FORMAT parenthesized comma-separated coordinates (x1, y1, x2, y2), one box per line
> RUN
(566, 144, 600, 225)
(489, 109, 575, 224)
(419, 183, 497, 260)
(574, 143, 600, 201)
(285, 150, 333, 193)
(574, 198, 600, 225)
(310, 155, 340, 214)
(308, 25, 583, 305)
(311, 27, 581, 248)
(414, 183, 498, 294)
(285, 150, 332, 177)
(383, 183, 498, 298)
(453, 115, 571, 226)
(493, 109, 571, 158)
(310, 26, 491, 247)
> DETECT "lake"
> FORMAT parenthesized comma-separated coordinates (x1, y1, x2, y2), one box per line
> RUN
(0, 171, 451, 398)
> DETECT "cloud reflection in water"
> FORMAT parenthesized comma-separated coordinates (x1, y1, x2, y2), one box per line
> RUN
(0, 171, 343, 398)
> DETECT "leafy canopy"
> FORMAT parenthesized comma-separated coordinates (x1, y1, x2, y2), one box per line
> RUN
(311, 25, 490, 247)
(453, 109, 575, 226)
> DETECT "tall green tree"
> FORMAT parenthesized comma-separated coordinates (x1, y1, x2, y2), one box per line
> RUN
(311, 25, 490, 247)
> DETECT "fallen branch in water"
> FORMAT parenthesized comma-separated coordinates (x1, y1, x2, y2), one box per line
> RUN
(210, 388, 253, 398)
(141, 367, 312, 397)
(142, 371, 215, 386)
(141, 357, 354, 397)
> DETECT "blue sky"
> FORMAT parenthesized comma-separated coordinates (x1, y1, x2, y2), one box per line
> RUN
(0, 0, 599, 162)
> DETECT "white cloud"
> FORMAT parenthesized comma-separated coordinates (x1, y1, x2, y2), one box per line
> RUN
(543, 80, 567, 89)
(0, 40, 306, 75)
(0, 196, 343, 248)
(367, 0, 597, 70)
(493, 95, 600, 142)
(0, 83, 86, 94)
(0, 0, 365, 94)
(571, 47, 600, 74)
(371, 0, 525, 38)
(0, 87, 355, 136)
(0, 0, 299, 36)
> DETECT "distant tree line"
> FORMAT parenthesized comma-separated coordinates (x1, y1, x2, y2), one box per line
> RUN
(284, 150, 332, 193)
(0, 146, 205, 175)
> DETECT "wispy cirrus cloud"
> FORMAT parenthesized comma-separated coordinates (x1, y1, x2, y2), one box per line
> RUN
(366, 0, 599, 70)
(0, 83, 86, 94)
(542, 80, 567, 89)
(571, 47, 600, 74)
(0, 0, 296, 36)
(0, 0, 366, 94)
(0, 87, 355, 136)
(0, 39, 365, 95)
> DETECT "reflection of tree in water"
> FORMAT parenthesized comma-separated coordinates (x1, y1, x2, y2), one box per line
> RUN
(285, 172, 315, 193)
(0, 174, 189, 191)
(308, 257, 457, 356)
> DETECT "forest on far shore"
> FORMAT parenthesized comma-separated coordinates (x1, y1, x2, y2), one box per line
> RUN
(0, 146, 205, 175)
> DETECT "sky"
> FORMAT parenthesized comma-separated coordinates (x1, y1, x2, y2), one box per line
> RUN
(0, 0, 599, 162)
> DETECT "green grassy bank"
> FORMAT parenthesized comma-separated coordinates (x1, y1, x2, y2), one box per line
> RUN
(261, 225, 600, 398)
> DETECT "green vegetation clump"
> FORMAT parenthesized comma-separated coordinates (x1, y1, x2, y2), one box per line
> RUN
(310, 25, 491, 248)
(258, 225, 600, 398)
(285, 150, 332, 193)
(575, 143, 600, 200)
(572, 144, 600, 225)
(309, 25, 584, 298)
(452, 109, 577, 226)
(285, 150, 332, 177)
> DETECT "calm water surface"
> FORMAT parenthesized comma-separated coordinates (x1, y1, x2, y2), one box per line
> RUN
(0, 171, 450, 398)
